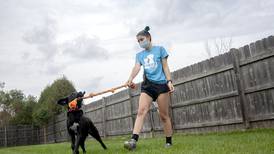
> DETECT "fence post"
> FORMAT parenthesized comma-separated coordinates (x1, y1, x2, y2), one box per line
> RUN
(231, 48, 250, 129)
(37, 127, 40, 144)
(53, 116, 57, 143)
(4, 125, 7, 147)
(148, 104, 155, 138)
(31, 124, 34, 145)
(43, 126, 47, 144)
(102, 97, 107, 138)
(169, 92, 175, 133)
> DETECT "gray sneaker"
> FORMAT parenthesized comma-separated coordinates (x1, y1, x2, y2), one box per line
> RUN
(165, 143, 172, 148)
(124, 139, 137, 150)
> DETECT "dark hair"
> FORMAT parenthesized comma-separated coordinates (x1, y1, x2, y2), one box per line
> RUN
(136, 26, 151, 39)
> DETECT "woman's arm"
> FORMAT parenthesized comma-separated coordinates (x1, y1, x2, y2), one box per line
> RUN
(126, 63, 141, 86)
(162, 58, 174, 92)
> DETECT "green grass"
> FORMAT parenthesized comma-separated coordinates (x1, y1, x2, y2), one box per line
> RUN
(1, 129, 274, 154)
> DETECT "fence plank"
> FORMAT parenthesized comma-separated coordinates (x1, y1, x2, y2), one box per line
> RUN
(4, 126, 7, 147)
(232, 48, 250, 128)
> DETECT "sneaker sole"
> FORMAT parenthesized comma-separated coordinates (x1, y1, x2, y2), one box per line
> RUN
(124, 142, 136, 151)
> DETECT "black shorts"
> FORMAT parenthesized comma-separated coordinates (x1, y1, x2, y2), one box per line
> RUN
(141, 79, 170, 101)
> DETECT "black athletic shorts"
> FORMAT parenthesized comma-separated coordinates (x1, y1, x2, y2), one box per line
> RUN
(141, 79, 170, 101)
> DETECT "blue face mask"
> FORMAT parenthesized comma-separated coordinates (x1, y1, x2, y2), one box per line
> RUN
(139, 39, 150, 49)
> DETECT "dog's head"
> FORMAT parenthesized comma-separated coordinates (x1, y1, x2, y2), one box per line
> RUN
(57, 91, 85, 110)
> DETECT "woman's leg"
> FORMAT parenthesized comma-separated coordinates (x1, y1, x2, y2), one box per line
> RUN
(124, 92, 153, 150)
(133, 92, 153, 134)
(157, 92, 173, 137)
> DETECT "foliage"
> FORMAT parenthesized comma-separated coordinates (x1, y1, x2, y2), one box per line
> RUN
(33, 76, 76, 126)
(0, 89, 34, 126)
(0, 76, 76, 127)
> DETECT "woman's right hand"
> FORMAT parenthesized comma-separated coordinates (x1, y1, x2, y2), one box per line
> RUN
(126, 79, 135, 89)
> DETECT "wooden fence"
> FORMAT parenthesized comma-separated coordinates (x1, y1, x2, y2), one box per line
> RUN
(0, 125, 40, 147)
(1, 35, 274, 147)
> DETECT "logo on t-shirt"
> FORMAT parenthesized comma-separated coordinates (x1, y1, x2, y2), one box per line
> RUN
(144, 54, 157, 70)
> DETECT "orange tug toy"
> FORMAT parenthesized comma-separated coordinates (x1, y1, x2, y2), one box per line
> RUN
(68, 99, 78, 110)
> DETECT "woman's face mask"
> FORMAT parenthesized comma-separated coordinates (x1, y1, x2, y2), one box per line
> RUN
(138, 37, 150, 49)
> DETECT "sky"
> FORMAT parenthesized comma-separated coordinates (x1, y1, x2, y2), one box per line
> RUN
(0, 0, 274, 103)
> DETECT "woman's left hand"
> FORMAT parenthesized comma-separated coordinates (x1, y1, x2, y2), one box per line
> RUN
(168, 82, 175, 93)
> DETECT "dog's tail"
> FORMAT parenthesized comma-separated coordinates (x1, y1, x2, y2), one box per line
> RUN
(88, 120, 107, 150)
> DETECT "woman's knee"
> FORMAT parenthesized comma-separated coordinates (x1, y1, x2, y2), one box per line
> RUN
(137, 108, 148, 117)
(159, 113, 170, 123)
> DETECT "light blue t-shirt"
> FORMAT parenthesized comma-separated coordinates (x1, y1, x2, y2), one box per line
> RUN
(136, 46, 169, 84)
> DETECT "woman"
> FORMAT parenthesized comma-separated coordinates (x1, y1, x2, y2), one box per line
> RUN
(124, 26, 174, 150)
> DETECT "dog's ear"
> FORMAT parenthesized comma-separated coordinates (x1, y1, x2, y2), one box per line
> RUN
(59, 91, 85, 107)
(67, 92, 78, 102)
(77, 91, 85, 98)
(57, 97, 68, 106)
(76, 91, 85, 105)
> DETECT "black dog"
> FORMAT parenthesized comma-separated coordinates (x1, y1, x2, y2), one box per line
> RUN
(57, 91, 107, 154)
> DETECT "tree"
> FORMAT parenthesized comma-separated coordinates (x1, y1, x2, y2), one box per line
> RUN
(0, 89, 37, 126)
(0, 82, 5, 89)
(0, 110, 11, 127)
(32, 76, 76, 126)
(10, 95, 37, 125)
(204, 37, 233, 58)
(0, 76, 76, 127)
(0, 89, 25, 117)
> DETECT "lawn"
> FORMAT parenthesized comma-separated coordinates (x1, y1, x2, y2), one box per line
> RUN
(0, 129, 274, 154)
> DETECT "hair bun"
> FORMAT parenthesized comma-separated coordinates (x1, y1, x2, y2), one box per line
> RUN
(144, 26, 150, 32)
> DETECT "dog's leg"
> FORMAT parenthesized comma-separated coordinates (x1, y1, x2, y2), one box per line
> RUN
(67, 113, 76, 152)
(74, 135, 87, 154)
(79, 135, 87, 154)
(68, 129, 76, 151)
(73, 135, 80, 154)
(88, 122, 107, 149)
